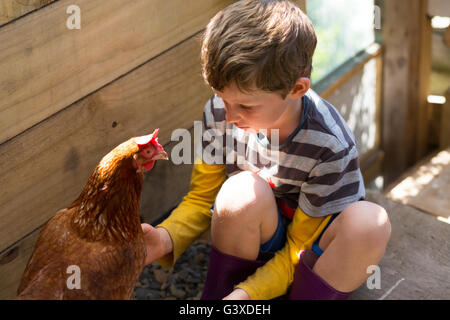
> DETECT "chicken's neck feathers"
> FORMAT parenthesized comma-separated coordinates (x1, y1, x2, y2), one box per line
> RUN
(70, 144, 144, 243)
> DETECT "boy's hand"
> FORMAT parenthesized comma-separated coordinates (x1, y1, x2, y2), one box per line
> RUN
(223, 288, 250, 300)
(141, 223, 173, 266)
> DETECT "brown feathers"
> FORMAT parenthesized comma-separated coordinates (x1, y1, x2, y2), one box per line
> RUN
(17, 135, 165, 299)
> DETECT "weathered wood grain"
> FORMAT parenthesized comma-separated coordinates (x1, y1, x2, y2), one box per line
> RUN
(440, 89, 450, 149)
(319, 50, 384, 184)
(0, 0, 54, 26)
(0, 34, 212, 254)
(315, 44, 382, 101)
(382, 0, 433, 186)
(361, 149, 385, 185)
(385, 147, 450, 219)
(0, 229, 41, 299)
(0, 0, 233, 145)
(140, 130, 196, 225)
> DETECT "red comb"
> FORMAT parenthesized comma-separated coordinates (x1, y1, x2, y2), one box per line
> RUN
(135, 128, 160, 148)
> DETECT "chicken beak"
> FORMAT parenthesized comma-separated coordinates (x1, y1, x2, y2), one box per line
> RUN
(152, 150, 168, 161)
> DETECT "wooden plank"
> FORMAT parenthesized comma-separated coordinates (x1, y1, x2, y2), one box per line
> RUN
(140, 132, 195, 225)
(413, 1, 433, 161)
(0, 229, 40, 299)
(429, 102, 442, 148)
(381, 1, 410, 186)
(385, 148, 450, 219)
(350, 190, 450, 300)
(0, 0, 233, 145)
(381, 0, 433, 187)
(314, 43, 382, 100)
(384, 148, 441, 193)
(0, 33, 213, 253)
(0, 0, 55, 26)
(374, 53, 383, 155)
(361, 149, 384, 185)
(445, 27, 450, 47)
(317, 50, 383, 184)
(406, 152, 450, 219)
(440, 89, 450, 149)
(359, 53, 384, 186)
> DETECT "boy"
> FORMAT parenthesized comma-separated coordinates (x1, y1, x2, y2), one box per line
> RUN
(141, 0, 391, 300)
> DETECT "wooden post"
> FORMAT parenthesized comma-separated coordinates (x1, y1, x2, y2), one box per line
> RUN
(381, 0, 432, 187)
(440, 89, 450, 149)
(297, 0, 306, 12)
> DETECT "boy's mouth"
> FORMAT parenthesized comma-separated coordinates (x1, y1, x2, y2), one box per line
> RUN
(234, 124, 259, 134)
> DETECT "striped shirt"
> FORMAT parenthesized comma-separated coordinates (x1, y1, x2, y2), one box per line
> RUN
(199, 88, 365, 218)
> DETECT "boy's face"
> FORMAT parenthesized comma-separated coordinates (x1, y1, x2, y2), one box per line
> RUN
(213, 82, 298, 134)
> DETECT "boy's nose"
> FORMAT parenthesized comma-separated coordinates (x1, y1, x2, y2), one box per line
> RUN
(224, 105, 241, 124)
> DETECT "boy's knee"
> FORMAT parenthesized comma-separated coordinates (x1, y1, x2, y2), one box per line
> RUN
(339, 201, 391, 251)
(214, 171, 274, 220)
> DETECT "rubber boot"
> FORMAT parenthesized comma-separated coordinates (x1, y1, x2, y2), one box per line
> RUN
(201, 245, 267, 300)
(289, 249, 352, 300)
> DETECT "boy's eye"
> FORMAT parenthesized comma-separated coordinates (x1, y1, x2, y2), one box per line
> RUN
(239, 104, 252, 110)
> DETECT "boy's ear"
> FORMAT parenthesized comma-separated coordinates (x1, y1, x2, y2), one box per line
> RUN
(288, 77, 311, 99)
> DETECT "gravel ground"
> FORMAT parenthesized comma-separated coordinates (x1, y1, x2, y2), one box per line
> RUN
(133, 239, 211, 300)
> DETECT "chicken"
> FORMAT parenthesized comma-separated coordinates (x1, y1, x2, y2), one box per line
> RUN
(16, 129, 168, 300)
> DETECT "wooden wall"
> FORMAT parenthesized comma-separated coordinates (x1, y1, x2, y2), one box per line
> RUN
(0, 0, 236, 146)
(381, 0, 433, 187)
(0, 0, 307, 300)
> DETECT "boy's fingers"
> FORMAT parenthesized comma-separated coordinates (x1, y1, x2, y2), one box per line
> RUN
(141, 223, 153, 234)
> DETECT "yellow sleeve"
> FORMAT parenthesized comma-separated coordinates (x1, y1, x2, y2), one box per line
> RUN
(234, 207, 332, 300)
(156, 158, 226, 268)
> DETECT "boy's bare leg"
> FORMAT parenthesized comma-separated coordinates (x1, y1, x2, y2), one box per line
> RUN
(211, 171, 279, 261)
(312, 201, 391, 293)
(211, 171, 391, 295)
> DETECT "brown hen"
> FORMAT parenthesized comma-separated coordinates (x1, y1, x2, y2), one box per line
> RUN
(16, 129, 168, 299)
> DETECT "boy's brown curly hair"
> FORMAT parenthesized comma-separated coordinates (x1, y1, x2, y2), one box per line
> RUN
(201, 0, 316, 98)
